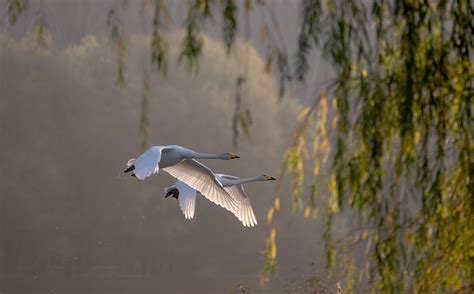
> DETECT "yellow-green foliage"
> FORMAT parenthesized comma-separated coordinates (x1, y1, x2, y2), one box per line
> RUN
(269, 0, 473, 292)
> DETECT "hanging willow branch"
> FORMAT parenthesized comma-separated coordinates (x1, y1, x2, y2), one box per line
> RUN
(6, 0, 28, 24)
(150, 0, 169, 76)
(263, 0, 473, 291)
(139, 75, 151, 150)
(106, 7, 127, 86)
(178, 0, 209, 73)
(222, 0, 237, 54)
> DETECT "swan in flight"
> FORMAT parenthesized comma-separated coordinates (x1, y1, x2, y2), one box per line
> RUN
(165, 173, 276, 227)
(124, 145, 240, 211)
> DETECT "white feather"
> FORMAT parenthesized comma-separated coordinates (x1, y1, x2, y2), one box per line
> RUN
(167, 173, 262, 227)
(163, 159, 239, 213)
(223, 184, 257, 227)
(176, 180, 197, 219)
(132, 146, 166, 180)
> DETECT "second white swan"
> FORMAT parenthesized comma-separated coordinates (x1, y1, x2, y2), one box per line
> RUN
(165, 173, 276, 227)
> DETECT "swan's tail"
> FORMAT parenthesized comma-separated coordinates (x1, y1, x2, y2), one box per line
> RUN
(124, 158, 136, 173)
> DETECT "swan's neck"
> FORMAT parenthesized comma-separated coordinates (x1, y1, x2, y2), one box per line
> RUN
(232, 176, 263, 185)
(186, 150, 227, 159)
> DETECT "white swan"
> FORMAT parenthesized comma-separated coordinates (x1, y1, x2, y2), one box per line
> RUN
(165, 173, 276, 227)
(125, 145, 240, 211)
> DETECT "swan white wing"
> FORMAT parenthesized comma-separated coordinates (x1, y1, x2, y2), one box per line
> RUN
(176, 180, 197, 219)
(163, 159, 239, 212)
(224, 185, 257, 227)
(216, 174, 257, 227)
(133, 146, 169, 180)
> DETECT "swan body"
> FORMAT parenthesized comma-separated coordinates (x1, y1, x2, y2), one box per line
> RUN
(125, 145, 239, 179)
(165, 173, 276, 227)
(125, 145, 240, 211)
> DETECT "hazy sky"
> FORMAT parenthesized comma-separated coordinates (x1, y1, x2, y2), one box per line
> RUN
(0, 1, 339, 293)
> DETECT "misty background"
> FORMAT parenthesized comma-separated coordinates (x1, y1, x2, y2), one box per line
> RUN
(0, 1, 343, 293)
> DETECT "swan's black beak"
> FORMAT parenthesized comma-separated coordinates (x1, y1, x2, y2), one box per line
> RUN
(266, 176, 276, 181)
(229, 153, 240, 159)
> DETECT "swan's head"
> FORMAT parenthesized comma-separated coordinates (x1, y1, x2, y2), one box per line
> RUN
(262, 174, 276, 181)
(164, 186, 179, 199)
(225, 152, 240, 159)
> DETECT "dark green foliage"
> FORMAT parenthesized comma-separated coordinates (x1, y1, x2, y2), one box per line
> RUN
(106, 7, 127, 86)
(282, 0, 473, 291)
(222, 0, 238, 54)
(232, 77, 253, 147)
(178, 2, 205, 74)
(34, 17, 48, 49)
(7, 0, 28, 24)
(151, 0, 168, 76)
(294, 0, 321, 81)
(7, 0, 48, 49)
(140, 76, 151, 151)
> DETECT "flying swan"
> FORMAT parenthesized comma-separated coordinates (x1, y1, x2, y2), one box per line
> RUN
(124, 145, 240, 212)
(165, 173, 276, 227)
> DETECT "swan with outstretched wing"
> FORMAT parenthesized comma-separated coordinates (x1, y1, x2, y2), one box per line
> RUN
(165, 173, 276, 227)
(125, 145, 240, 212)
